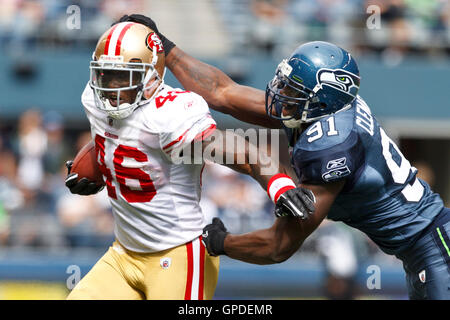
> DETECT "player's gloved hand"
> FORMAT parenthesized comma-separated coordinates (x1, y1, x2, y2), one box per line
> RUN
(201, 218, 229, 257)
(268, 174, 316, 219)
(274, 187, 316, 219)
(114, 14, 176, 56)
(64, 160, 104, 196)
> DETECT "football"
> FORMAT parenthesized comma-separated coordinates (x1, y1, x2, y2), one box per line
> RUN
(71, 140, 104, 185)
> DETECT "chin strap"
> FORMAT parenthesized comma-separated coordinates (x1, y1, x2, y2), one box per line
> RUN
(103, 99, 133, 120)
(140, 45, 165, 100)
(300, 100, 310, 122)
(281, 99, 310, 129)
(281, 114, 303, 129)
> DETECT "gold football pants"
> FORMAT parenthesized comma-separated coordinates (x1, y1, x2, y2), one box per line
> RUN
(67, 236, 220, 300)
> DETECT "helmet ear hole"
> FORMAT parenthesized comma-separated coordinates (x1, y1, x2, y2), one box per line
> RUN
(320, 103, 327, 109)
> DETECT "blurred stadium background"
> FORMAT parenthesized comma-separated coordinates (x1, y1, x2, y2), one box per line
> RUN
(0, 0, 449, 300)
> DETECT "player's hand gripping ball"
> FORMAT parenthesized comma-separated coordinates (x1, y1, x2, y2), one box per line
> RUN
(65, 141, 105, 195)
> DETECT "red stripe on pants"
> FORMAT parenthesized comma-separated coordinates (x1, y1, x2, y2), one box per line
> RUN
(184, 241, 193, 300)
(199, 236, 205, 300)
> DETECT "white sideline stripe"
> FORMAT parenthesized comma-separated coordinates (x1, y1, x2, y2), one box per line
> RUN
(191, 237, 200, 300)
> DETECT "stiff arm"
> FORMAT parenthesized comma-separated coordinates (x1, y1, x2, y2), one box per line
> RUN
(166, 47, 281, 129)
(188, 128, 285, 191)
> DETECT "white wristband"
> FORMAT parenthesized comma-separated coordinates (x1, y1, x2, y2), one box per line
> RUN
(267, 173, 297, 203)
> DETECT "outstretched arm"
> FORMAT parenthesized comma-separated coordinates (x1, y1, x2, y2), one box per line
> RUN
(167, 47, 281, 128)
(114, 14, 281, 128)
(199, 128, 278, 190)
(211, 180, 344, 264)
(190, 129, 315, 219)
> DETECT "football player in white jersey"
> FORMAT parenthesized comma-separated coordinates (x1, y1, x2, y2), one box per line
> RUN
(64, 22, 315, 300)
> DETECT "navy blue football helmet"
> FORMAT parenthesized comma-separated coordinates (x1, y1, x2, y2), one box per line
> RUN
(265, 41, 360, 127)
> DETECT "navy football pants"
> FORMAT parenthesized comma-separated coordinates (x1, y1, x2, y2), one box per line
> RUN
(397, 207, 450, 299)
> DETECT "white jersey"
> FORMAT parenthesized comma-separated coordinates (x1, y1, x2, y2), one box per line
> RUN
(81, 83, 217, 253)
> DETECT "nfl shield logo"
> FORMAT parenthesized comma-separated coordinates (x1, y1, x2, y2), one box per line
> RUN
(419, 270, 426, 283)
(160, 257, 172, 270)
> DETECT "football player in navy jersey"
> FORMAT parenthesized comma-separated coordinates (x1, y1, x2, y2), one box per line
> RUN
(119, 14, 450, 299)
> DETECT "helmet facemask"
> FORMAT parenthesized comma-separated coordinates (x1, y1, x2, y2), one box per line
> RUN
(89, 47, 164, 120)
(266, 58, 359, 128)
(265, 59, 322, 128)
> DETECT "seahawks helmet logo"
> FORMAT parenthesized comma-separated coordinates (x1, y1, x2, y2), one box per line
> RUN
(316, 68, 359, 96)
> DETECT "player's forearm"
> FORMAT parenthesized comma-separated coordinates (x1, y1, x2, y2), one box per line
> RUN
(200, 129, 284, 191)
(224, 231, 279, 265)
(223, 223, 303, 265)
(226, 162, 285, 198)
(166, 47, 280, 128)
(248, 161, 288, 195)
(224, 137, 286, 193)
(166, 47, 233, 109)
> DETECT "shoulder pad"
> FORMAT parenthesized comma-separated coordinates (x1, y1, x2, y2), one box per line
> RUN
(292, 109, 364, 184)
(150, 89, 210, 131)
(297, 107, 355, 152)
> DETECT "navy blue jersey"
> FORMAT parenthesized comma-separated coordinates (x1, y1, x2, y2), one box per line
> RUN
(285, 96, 444, 255)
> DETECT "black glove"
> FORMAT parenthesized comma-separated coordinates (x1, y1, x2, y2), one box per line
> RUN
(114, 14, 176, 56)
(201, 218, 229, 256)
(274, 187, 316, 219)
(64, 160, 104, 196)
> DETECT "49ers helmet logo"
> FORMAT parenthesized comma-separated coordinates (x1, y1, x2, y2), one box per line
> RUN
(145, 32, 164, 53)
